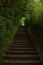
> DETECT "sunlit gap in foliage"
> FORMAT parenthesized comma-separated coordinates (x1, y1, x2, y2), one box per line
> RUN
(34, 0, 40, 2)
(20, 17, 26, 26)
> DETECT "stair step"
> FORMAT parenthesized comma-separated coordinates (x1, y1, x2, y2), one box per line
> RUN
(8, 48, 35, 50)
(17, 30, 26, 32)
(1, 63, 41, 65)
(6, 50, 36, 52)
(9, 45, 33, 47)
(8, 47, 34, 49)
(17, 33, 27, 35)
(16, 33, 27, 35)
(14, 40, 29, 42)
(2, 60, 40, 63)
(6, 51, 37, 55)
(14, 42, 31, 44)
(3, 55, 40, 60)
(15, 37, 29, 39)
(9, 46, 34, 48)
(8, 48, 35, 51)
(14, 39, 29, 41)
(10, 44, 33, 47)
(9, 47, 34, 49)
(4, 55, 38, 57)
(3, 57, 40, 60)
(15, 36, 28, 38)
(12, 42, 32, 45)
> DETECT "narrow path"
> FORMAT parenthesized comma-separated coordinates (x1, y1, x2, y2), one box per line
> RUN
(1, 26, 41, 65)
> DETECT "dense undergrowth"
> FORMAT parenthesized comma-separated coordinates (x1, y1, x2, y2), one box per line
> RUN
(27, 23, 43, 65)
(0, 4, 18, 62)
(25, 0, 43, 64)
(0, 15, 18, 61)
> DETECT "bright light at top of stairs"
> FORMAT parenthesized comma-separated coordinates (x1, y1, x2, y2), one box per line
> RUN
(34, 0, 40, 2)
(21, 17, 26, 26)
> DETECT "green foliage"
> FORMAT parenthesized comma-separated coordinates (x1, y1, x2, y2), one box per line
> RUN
(25, 0, 43, 64)
(0, 15, 18, 60)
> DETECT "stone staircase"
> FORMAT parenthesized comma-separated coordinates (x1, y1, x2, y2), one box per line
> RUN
(1, 26, 41, 65)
